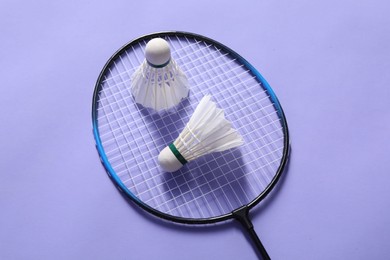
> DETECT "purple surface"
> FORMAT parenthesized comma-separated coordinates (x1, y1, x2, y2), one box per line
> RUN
(1, 0, 390, 259)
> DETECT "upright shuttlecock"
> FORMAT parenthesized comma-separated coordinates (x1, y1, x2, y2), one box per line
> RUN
(158, 95, 244, 172)
(131, 38, 190, 111)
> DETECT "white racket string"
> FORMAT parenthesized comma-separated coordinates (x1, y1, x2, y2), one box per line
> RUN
(95, 34, 285, 219)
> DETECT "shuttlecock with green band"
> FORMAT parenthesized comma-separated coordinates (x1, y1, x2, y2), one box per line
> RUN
(158, 95, 244, 172)
(131, 38, 190, 112)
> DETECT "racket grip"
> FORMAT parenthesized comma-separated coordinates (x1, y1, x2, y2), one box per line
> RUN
(233, 206, 271, 260)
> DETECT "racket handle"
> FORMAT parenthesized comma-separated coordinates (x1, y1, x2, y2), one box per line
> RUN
(233, 206, 271, 260)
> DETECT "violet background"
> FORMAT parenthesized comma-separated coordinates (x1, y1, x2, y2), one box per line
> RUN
(1, 0, 389, 259)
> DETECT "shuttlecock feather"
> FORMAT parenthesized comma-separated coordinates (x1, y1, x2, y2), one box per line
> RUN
(131, 38, 189, 111)
(158, 95, 244, 172)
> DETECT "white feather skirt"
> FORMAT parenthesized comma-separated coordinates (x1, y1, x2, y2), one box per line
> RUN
(174, 95, 244, 161)
(131, 59, 189, 111)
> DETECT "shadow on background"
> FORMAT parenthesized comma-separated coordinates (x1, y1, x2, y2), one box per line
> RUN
(161, 148, 248, 218)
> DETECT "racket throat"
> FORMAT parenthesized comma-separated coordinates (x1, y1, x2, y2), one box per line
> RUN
(232, 206, 253, 229)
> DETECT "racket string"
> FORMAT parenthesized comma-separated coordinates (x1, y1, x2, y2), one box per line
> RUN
(96, 34, 286, 219)
(184, 38, 254, 206)
(177, 36, 245, 212)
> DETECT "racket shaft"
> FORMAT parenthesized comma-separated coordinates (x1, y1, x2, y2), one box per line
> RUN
(233, 206, 271, 260)
(247, 227, 271, 260)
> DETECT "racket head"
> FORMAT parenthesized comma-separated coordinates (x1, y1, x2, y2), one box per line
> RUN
(92, 31, 289, 224)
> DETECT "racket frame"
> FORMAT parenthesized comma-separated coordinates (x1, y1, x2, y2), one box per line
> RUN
(92, 31, 290, 258)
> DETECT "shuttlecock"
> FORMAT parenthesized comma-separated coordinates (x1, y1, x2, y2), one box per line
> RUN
(131, 38, 190, 111)
(158, 95, 244, 172)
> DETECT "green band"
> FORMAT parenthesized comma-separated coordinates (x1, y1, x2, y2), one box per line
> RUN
(147, 59, 171, 68)
(168, 143, 188, 165)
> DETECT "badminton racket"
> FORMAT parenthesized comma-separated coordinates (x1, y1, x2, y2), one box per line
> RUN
(92, 31, 290, 259)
